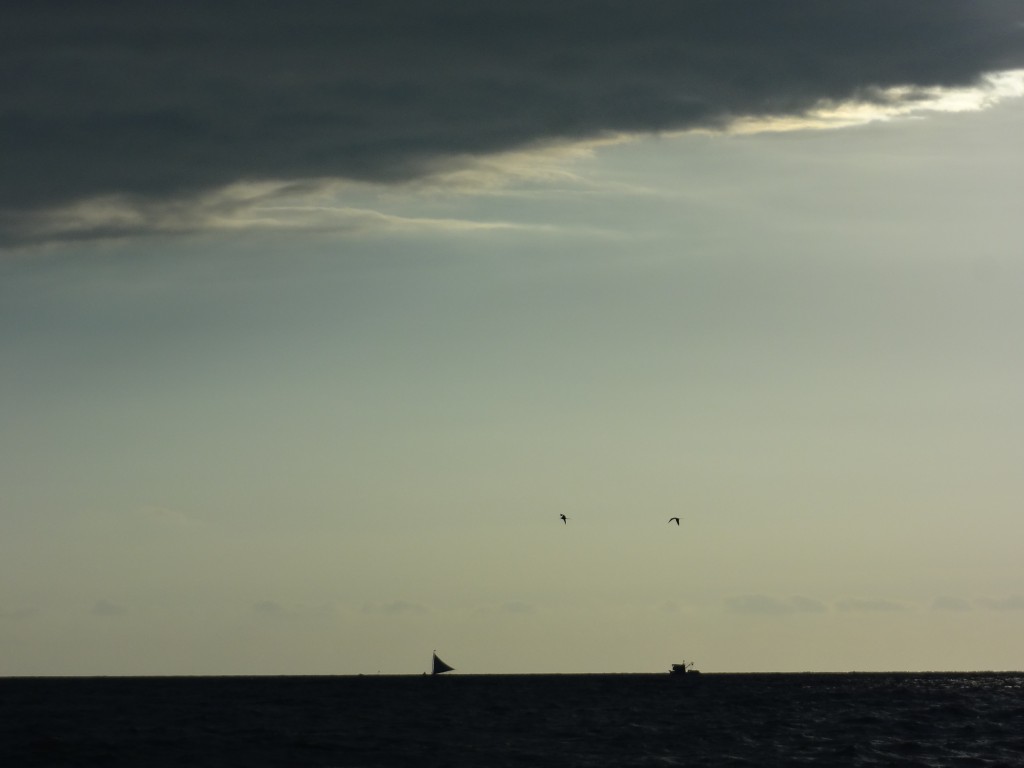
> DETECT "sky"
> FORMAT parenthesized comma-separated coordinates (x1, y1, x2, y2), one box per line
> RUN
(2, 1, 1024, 676)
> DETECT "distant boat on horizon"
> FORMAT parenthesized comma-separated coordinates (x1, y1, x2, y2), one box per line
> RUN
(670, 661, 701, 678)
(432, 651, 454, 675)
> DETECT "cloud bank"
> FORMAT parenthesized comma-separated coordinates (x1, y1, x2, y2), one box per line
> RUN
(4, 0, 1024, 245)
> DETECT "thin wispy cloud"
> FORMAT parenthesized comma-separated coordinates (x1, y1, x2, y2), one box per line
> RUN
(726, 595, 828, 615)
(500, 601, 537, 615)
(92, 599, 127, 617)
(979, 595, 1024, 611)
(0, 607, 36, 621)
(931, 596, 973, 612)
(790, 596, 829, 614)
(2, 180, 573, 247)
(252, 600, 286, 616)
(139, 504, 207, 529)
(361, 601, 429, 616)
(472, 601, 540, 617)
(3, 1, 1023, 246)
(836, 598, 908, 613)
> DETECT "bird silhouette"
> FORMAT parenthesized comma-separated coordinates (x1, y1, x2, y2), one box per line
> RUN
(668, 517, 681, 525)
(560, 514, 569, 524)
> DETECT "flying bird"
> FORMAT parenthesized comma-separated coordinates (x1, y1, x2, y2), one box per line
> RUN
(668, 517, 681, 525)
(560, 514, 569, 524)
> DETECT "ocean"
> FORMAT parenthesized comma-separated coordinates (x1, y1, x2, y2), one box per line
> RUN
(2, 673, 1022, 766)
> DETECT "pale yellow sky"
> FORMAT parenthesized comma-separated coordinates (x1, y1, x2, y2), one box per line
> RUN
(2, 88, 1023, 676)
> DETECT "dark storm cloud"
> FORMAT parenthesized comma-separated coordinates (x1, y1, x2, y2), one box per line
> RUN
(3, 0, 1023, 241)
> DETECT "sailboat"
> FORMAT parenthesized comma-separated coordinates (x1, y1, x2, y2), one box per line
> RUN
(431, 651, 454, 675)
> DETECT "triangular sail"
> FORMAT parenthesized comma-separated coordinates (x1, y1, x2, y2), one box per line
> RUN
(432, 652, 454, 675)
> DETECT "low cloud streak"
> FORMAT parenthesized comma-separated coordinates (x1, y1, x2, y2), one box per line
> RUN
(726, 595, 828, 615)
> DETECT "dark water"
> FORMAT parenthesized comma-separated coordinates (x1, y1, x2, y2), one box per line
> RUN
(2, 673, 1023, 767)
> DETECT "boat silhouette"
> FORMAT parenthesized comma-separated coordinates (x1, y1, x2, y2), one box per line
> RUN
(432, 651, 454, 675)
(670, 661, 701, 678)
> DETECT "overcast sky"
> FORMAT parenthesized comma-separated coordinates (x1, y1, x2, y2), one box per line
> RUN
(2, 1, 1024, 675)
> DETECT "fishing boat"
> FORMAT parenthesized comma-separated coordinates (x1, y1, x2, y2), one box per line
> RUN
(431, 651, 454, 675)
(669, 661, 700, 677)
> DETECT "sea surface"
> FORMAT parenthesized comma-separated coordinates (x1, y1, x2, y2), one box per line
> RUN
(2, 673, 1022, 767)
